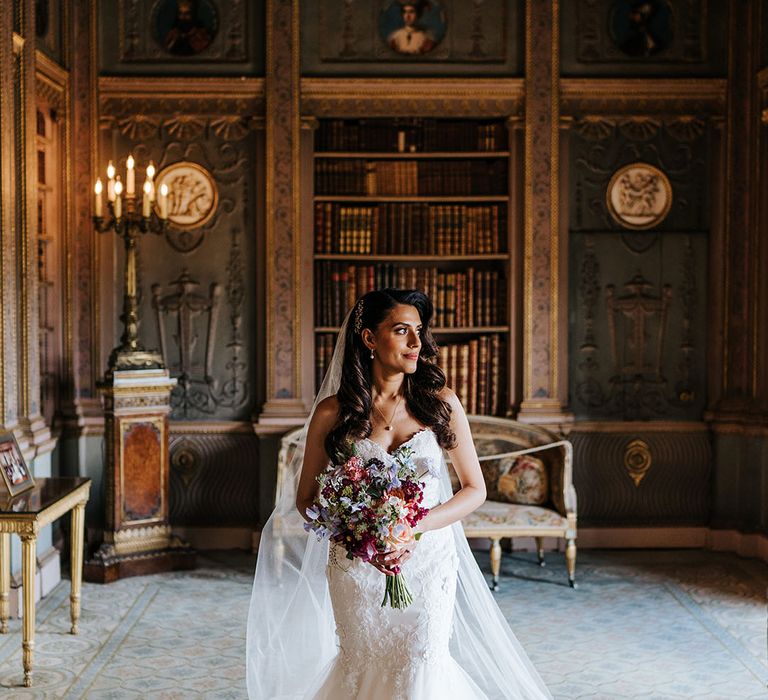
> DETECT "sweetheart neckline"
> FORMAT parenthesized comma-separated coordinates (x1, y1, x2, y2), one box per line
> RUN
(359, 427, 434, 457)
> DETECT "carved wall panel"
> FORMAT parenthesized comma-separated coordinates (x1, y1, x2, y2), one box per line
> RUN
(99, 0, 264, 75)
(99, 84, 262, 422)
(570, 428, 711, 525)
(711, 430, 768, 535)
(169, 431, 259, 526)
(34, 0, 63, 63)
(570, 117, 710, 233)
(569, 232, 707, 421)
(301, 0, 522, 76)
(561, 0, 727, 76)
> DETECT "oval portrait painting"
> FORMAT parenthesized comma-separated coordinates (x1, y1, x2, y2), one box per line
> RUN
(153, 0, 219, 57)
(155, 161, 218, 229)
(609, 0, 673, 58)
(606, 163, 672, 230)
(379, 1, 447, 56)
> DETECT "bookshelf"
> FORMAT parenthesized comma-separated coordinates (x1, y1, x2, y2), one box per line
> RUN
(312, 118, 512, 417)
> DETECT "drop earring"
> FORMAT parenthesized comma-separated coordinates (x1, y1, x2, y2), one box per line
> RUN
(370, 349, 375, 359)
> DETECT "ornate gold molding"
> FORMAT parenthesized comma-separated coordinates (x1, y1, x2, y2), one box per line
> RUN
(35, 51, 69, 112)
(170, 420, 258, 435)
(12, 33, 24, 56)
(561, 78, 727, 116)
(98, 76, 266, 120)
(570, 421, 709, 433)
(757, 65, 768, 91)
(301, 77, 525, 117)
(624, 439, 652, 487)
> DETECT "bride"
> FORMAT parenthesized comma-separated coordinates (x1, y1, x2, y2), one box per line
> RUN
(246, 288, 551, 700)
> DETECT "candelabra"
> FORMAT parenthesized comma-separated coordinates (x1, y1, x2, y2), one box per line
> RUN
(93, 157, 170, 374)
(86, 156, 193, 583)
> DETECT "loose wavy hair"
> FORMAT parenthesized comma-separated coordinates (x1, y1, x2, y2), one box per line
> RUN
(325, 288, 456, 461)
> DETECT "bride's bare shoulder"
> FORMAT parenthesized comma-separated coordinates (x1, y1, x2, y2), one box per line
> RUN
(313, 395, 340, 422)
(438, 386, 460, 407)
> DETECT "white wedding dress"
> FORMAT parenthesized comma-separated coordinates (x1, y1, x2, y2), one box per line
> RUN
(246, 311, 551, 700)
(303, 429, 546, 700)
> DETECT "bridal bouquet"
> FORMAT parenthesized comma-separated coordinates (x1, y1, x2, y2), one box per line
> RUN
(304, 445, 429, 609)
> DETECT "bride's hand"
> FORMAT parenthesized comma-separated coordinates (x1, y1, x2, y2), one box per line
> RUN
(383, 537, 417, 569)
(370, 552, 397, 576)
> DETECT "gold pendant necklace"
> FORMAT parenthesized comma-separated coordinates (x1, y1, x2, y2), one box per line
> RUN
(373, 393, 403, 431)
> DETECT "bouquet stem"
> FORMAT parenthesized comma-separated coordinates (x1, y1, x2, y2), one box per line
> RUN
(381, 573, 413, 609)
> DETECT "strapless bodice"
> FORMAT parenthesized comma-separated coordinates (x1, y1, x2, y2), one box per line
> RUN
(354, 428, 445, 509)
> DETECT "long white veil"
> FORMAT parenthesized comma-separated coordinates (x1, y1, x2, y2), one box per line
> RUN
(246, 309, 552, 700)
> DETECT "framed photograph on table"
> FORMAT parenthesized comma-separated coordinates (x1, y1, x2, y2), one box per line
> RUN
(0, 432, 35, 497)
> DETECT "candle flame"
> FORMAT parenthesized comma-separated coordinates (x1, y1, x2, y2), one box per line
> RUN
(143, 179, 152, 195)
(126, 154, 134, 170)
(106, 161, 115, 179)
(114, 178, 123, 196)
(94, 178, 103, 194)
(160, 183, 168, 196)
(146, 162, 156, 179)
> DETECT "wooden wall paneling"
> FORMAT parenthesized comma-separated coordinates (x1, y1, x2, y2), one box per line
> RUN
(758, 69, 768, 413)
(716, 0, 758, 411)
(18, 0, 45, 443)
(0, 3, 20, 429)
(560, 0, 727, 77)
(301, 0, 522, 77)
(99, 0, 264, 76)
(518, 0, 571, 427)
(60, 0, 102, 437)
(260, 0, 308, 423)
(570, 423, 711, 526)
(35, 52, 69, 437)
(168, 427, 260, 526)
(34, 0, 63, 64)
(568, 231, 708, 421)
(98, 77, 265, 424)
(506, 116, 524, 413)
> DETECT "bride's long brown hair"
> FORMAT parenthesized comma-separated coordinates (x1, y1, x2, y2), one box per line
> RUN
(325, 288, 456, 461)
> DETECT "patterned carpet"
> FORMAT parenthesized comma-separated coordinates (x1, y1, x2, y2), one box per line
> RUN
(0, 549, 765, 699)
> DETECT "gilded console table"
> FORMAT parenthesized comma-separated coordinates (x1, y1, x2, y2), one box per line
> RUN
(0, 477, 91, 687)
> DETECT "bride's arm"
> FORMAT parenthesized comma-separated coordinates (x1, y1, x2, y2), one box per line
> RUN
(416, 388, 486, 533)
(295, 395, 339, 521)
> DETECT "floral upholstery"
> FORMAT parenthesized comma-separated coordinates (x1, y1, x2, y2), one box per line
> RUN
(497, 455, 549, 505)
(463, 500, 567, 533)
(462, 416, 577, 588)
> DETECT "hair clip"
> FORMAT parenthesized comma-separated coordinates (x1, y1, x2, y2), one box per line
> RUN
(353, 300, 364, 334)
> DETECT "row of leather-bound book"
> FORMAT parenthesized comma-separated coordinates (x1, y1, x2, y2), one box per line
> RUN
(315, 262, 505, 329)
(316, 118, 508, 154)
(314, 203, 506, 256)
(315, 333, 504, 416)
(314, 159, 508, 196)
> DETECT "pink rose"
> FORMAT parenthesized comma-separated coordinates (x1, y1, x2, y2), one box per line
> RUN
(384, 519, 414, 552)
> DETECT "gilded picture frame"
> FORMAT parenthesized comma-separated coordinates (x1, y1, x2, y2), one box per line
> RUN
(606, 162, 673, 230)
(0, 432, 36, 497)
(155, 161, 219, 230)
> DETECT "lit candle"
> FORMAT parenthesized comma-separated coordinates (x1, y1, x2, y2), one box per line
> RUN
(114, 177, 123, 219)
(106, 161, 116, 202)
(94, 178, 103, 218)
(145, 162, 156, 201)
(126, 154, 135, 197)
(142, 179, 151, 217)
(158, 183, 168, 219)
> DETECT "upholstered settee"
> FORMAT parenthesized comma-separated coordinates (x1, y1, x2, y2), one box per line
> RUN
(452, 416, 577, 590)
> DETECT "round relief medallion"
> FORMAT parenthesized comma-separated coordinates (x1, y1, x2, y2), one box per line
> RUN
(606, 162, 672, 230)
(155, 161, 218, 230)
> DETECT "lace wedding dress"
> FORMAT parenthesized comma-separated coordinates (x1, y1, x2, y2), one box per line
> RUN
(304, 429, 545, 700)
(246, 309, 551, 700)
